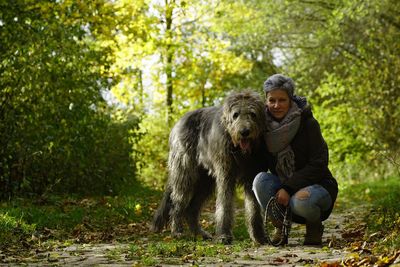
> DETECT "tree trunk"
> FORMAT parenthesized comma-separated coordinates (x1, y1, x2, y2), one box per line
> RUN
(136, 68, 144, 108)
(165, 0, 174, 125)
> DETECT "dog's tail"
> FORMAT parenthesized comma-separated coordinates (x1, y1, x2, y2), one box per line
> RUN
(151, 187, 172, 232)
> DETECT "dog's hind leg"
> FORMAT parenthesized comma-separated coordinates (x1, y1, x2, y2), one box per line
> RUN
(168, 169, 195, 237)
(185, 173, 214, 240)
(244, 183, 266, 244)
(169, 201, 185, 237)
(151, 186, 172, 232)
(169, 186, 192, 237)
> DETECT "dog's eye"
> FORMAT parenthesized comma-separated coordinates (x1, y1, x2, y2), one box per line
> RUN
(233, 112, 239, 119)
(250, 112, 257, 119)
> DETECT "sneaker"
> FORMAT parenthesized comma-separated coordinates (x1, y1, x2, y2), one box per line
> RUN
(304, 221, 324, 246)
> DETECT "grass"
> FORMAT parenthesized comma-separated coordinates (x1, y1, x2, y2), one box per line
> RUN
(105, 247, 123, 261)
(0, 212, 36, 244)
(339, 175, 400, 251)
(126, 239, 253, 266)
(0, 182, 161, 249)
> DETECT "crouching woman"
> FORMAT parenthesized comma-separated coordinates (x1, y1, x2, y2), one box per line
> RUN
(253, 74, 338, 246)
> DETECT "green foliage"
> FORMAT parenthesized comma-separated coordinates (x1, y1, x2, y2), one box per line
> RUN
(0, 213, 36, 246)
(313, 76, 373, 180)
(255, 0, 400, 179)
(109, 0, 275, 183)
(134, 112, 170, 187)
(0, 1, 141, 197)
(116, 0, 400, 186)
(339, 176, 400, 251)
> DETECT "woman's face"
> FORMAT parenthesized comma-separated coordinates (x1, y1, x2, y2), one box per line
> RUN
(266, 89, 291, 120)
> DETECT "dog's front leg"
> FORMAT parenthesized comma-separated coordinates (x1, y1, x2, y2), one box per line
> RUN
(215, 174, 235, 244)
(244, 183, 266, 244)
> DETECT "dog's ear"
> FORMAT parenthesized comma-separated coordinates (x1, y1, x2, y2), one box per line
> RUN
(256, 98, 267, 132)
(245, 91, 267, 133)
(221, 95, 234, 129)
(221, 105, 230, 129)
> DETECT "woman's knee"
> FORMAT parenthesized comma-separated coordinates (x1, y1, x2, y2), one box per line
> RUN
(290, 185, 332, 222)
(252, 172, 276, 191)
(291, 188, 320, 222)
(291, 190, 311, 211)
(252, 172, 279, 209)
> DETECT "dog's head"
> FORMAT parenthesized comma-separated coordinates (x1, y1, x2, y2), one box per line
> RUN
(222, 90, 266, 154)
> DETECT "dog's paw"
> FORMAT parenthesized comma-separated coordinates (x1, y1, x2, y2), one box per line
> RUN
(199, 229, 213, 240)
(215, 234, 233, 245)
(252, 235, 267, 245)
(171, 232, 184, 239)
(171, 231, 184, 239)
(149, 223, 163, 233)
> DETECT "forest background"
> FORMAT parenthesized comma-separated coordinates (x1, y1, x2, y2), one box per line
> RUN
(0, 0, 399, 260)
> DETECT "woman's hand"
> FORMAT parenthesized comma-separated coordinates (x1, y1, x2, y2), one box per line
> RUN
(276, 188, 290, 206)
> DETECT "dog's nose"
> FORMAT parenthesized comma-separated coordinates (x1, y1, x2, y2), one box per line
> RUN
(240, 128, 250, 137)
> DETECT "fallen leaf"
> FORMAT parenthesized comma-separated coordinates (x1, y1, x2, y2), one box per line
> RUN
(320, 261, 340, 267)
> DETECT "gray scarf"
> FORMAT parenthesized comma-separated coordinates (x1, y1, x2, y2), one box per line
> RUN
(265, 101, 302, 182)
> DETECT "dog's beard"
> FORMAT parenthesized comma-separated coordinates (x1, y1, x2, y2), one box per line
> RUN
(230, 126, 259, 154)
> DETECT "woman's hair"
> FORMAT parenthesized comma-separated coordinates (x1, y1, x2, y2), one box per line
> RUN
(263, 74, 295, 97)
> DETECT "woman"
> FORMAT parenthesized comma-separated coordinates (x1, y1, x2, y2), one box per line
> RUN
(253, 74, 338, 246)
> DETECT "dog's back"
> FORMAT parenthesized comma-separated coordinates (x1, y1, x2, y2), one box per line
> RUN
(168, 106, 219, 175)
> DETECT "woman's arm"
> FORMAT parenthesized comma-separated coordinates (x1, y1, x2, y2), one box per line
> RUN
(281, 117, 329, 195)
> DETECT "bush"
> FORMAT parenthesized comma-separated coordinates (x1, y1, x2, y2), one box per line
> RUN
(134, 112, 169, 188)
(0, 106, 141, 198)
(0, 1, 142, 198)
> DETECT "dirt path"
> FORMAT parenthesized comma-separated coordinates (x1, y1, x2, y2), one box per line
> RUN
(4, 208, 366, 266)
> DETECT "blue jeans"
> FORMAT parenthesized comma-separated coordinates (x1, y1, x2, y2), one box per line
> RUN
(252, 172, 332, 223)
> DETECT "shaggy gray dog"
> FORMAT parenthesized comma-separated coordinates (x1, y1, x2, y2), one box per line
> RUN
(151, 91, 268, 244)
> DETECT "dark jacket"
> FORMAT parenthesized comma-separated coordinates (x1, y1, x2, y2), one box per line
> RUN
(267, 105, 338, 221)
